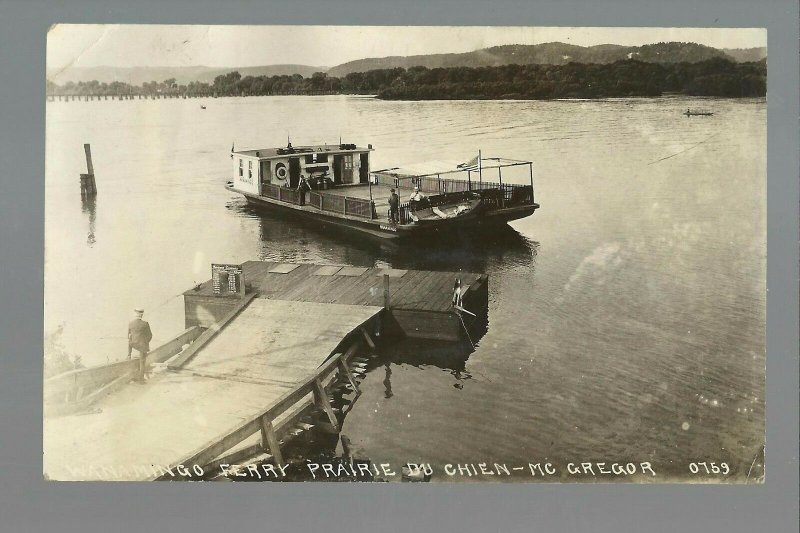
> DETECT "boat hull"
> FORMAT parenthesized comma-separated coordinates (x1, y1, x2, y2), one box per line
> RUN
(236, 190, 537, 241)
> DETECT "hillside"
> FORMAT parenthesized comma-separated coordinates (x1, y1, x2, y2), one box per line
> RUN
(327, 42, 741, 76)
(722, 47, 768, 62)
(46, 64, 326, 85)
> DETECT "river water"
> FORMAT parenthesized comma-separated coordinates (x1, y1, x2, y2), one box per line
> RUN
(45, 95, 765, 481)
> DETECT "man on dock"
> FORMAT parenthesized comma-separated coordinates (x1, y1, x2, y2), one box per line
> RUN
(128, 308, 153, 382)
(388, 188, 400, 224)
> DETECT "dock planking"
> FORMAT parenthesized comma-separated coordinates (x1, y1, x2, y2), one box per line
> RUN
(185, 261, 483, 315)
(182, 299, 382, 385)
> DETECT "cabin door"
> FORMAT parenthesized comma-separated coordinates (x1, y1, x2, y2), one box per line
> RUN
(342, 154, 354, 183)
(359, 153, 369, 183)
(260, 161, 271, 190)
(332, 155, 343, 184)
(288, 157, 301, 188)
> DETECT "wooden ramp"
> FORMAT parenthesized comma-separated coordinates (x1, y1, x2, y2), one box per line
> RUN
(43, 299, 381, 481)
(181, 300, 381, 385)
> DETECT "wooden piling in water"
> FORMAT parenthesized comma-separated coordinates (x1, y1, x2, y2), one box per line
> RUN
(79, 144, 97, 197)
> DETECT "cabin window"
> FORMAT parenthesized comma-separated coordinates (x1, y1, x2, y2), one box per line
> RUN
(248, 160, 253, 179)
(305, 153, 328, 164)
(343, 154, 353, 170)
(239, 159, 243, 177)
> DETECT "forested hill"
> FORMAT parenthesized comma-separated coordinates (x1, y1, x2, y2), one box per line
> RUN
(722, 47, 768, 63)
(373, 58, 767, 100)
(328, 42, 765, 77)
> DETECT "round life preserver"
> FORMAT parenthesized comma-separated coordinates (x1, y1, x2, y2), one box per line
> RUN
(275, 162, 288, 182)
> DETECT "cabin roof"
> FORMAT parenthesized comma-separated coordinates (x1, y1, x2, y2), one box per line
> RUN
(233, 144, 372, 159)
(373, 156, 533, 178)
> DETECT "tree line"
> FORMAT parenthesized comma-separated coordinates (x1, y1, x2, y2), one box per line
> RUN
(47, 58, 765, 100)
(376, 58, 766, 99)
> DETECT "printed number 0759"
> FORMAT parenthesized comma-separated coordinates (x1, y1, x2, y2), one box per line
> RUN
(689, 462, 730, 475)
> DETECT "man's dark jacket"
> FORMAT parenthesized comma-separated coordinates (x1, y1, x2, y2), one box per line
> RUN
(128, 318, 152, 353)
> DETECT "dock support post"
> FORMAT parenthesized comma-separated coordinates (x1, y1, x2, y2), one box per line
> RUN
(338, 360, 359, 393)
(360, 327, 376, 350)
(383, 274, 390, 309)
(313, 378, 339, 430)
(259, 417, 284, 466)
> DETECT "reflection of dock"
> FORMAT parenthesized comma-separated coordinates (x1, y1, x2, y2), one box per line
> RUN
(44, 262, 487, 481)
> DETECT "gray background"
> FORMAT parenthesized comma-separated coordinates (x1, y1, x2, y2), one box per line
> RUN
(0, 0, 797, 531)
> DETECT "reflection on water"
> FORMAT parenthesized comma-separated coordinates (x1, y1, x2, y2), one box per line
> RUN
(80, 194, 96, 247)
(45, 95, 765, 481)
(235, 200, 539, 274)
(382, 363, 393, 399)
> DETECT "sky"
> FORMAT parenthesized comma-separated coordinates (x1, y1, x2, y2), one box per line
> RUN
(47, 25, 767, 70)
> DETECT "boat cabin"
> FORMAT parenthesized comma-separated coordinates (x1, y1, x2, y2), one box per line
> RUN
(231, 143, 374, 196)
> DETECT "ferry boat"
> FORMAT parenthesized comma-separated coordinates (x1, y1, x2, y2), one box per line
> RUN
(225, 142, 539, 240)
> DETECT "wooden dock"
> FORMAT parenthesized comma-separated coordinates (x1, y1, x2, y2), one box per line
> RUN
(185, 261, 487, 342)
(43, 262, 488, 481)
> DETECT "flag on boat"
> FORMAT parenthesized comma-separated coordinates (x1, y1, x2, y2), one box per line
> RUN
(458, 153, 481, 172)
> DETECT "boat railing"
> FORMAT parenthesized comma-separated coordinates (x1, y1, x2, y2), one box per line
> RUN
(306, 191, 375, 219)
(262, 183, 301, 205)
(263, 183, 374, 219)
(397, 202, 414, 225)
(344, 197, 374, 218)
(374, 173, 534, 203)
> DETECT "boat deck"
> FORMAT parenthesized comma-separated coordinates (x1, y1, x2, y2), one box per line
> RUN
(318, 183, 416, 222)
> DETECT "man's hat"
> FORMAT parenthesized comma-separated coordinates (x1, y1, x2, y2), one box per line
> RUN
(134, 308, 144, 314)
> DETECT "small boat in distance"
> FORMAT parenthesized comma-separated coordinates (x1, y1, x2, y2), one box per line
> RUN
(200, 105, 207, 109)
(684, 108, 714, 116)
(225, 142, 539, 240)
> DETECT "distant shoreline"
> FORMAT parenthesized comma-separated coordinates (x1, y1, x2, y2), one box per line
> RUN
(46, 93, 768, 103)
(46, 58, 766, 102)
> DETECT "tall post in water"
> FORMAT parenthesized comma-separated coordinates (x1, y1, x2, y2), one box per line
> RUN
(79, 143, 97, 197)
(383, 274, 390, 309)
